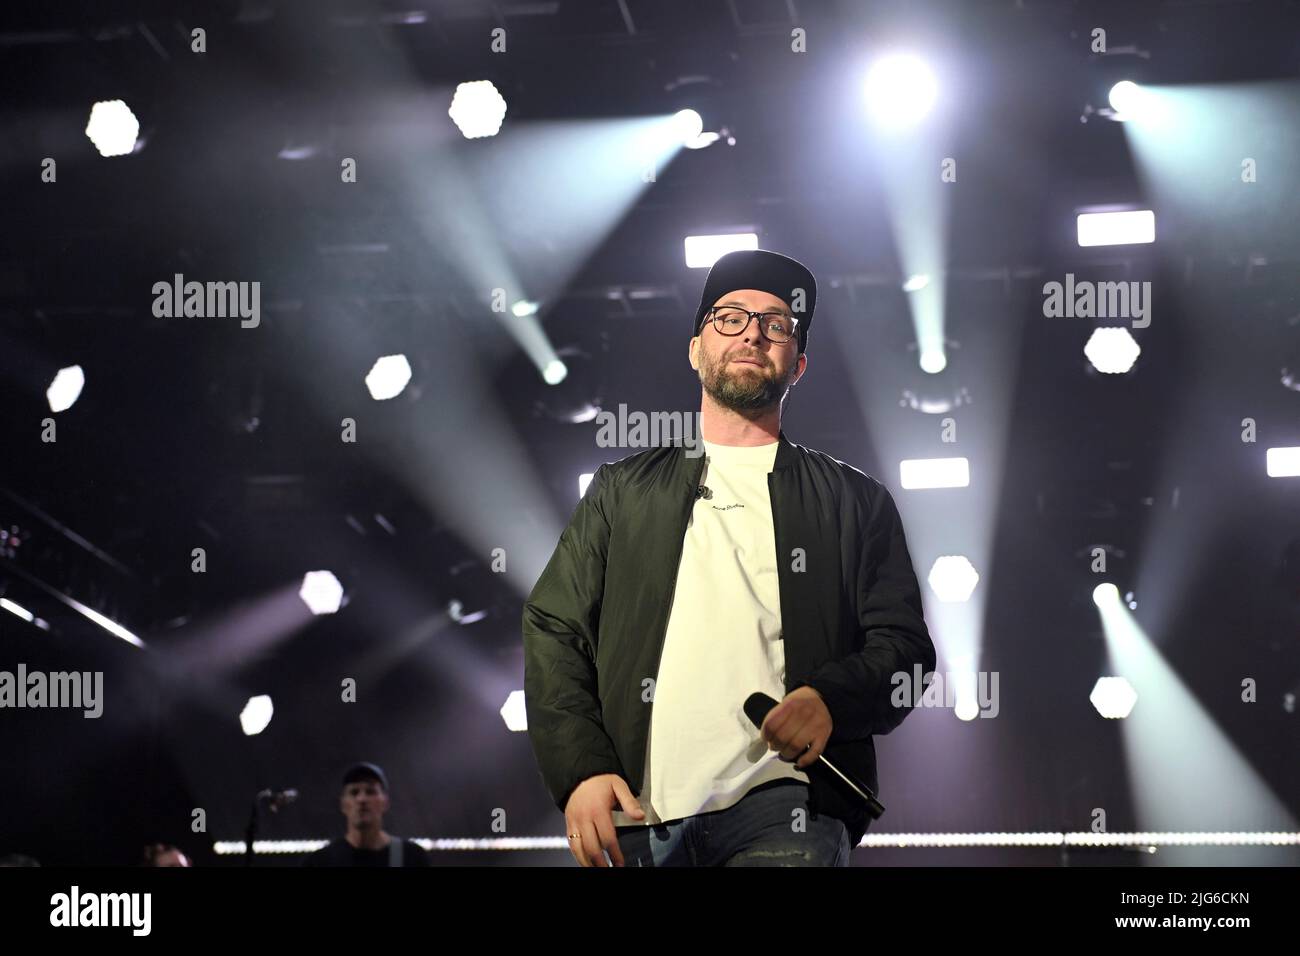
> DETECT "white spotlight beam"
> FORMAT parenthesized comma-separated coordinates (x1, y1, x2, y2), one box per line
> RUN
(862, 54, 948, 372)
(1097, 598, 1299, 863)
(864, 54, 939, 131)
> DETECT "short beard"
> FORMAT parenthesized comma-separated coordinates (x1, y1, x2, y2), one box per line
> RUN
(698, 349, 794, 413)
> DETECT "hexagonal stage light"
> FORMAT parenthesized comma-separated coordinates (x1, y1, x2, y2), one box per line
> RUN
(85, 99, 139, 157)
(500, 690, 527, 732)
(365, 354, 413, 401)
(927, 555, 979, 602)
(299, 571, 344, 615)
(47, 365, 85, 412)
(1084, 327, 1141, 374)
(240, 694, 274, 735)
(1090, 676, 1137, 719)
(448, 81, 506, 139)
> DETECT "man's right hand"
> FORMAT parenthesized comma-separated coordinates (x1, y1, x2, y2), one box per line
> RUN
(563, 774, 645, 867)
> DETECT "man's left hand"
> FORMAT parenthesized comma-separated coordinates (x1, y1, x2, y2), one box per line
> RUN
(760, 686, 833, 770)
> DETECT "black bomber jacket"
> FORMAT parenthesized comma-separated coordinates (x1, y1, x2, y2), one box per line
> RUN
(522, 429, 936, 848)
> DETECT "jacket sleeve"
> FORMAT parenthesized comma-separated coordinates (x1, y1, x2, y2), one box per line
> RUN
(522, 463, 626, 813)
(796, 478, 936, 741)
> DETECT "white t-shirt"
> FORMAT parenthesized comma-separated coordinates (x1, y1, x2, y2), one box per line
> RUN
(612, 437, 809, 827)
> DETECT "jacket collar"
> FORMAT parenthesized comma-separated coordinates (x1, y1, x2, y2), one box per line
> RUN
(773, 429, 800, 471)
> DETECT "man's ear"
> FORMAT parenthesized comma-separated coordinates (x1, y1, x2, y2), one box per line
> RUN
(688, 335, 699, 370)
(792, 351, 808, 386)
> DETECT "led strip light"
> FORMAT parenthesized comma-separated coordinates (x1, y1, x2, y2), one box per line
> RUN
(213, 831, 1300, 855)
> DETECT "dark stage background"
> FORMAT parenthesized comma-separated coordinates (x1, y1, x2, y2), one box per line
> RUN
(1, 0, 1297, 866)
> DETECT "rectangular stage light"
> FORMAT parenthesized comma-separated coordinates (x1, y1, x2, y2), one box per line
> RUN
(1076, 209, 1155, 247)
(1, 598, 34, 622)
(1266, 447, 1300, 478)
(684, 232, 759, 268)
(900, 457, 970, 490)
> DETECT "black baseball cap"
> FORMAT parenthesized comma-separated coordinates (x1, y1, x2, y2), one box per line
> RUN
(693, 249, 817, 353)
(341, 762, 389, 793)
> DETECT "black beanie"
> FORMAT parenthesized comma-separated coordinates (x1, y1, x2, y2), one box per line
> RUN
(693, 249, 817, 353)
(341, 762, 389, 793)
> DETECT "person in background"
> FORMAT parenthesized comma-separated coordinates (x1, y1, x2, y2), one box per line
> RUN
(303, 762, 431, 867)
(141, 842, 192, 867)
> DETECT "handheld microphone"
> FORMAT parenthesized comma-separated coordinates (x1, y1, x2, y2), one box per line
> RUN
(744, 692, 885, 819)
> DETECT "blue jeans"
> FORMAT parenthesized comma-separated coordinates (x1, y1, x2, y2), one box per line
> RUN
(614, 780, 852, 867)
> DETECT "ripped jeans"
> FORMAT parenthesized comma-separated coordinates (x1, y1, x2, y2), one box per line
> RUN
(614, 779, 852, 867)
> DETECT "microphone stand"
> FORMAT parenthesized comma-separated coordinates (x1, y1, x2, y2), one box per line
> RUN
(244, 796, 260, 867)
(244, 789, 274, 867)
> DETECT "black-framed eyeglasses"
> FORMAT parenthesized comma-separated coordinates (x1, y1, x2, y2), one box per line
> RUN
(704, 306, 800, 345)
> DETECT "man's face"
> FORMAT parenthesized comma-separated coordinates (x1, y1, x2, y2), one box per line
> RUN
(340, 779, 389, 830)
(689, 289, 807, 412)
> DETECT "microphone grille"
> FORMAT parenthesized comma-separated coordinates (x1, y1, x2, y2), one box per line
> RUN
(743, 692, 778, 729)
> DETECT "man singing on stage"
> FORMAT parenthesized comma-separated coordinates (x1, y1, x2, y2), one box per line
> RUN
(523, 249, 935, 866)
